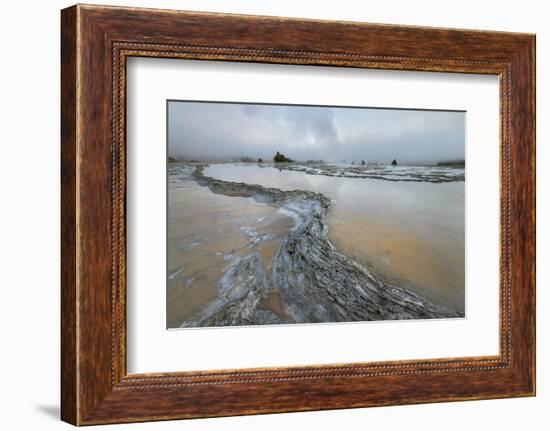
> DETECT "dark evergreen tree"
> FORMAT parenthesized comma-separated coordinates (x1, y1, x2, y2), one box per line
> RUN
(273, 151, 293, 163)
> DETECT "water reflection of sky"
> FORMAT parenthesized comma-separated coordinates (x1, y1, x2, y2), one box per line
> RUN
(204, 164, 465, 312)
(204, 164, 464, 236)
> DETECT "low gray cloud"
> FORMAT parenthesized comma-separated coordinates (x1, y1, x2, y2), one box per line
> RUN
(168, 101, 464, 164)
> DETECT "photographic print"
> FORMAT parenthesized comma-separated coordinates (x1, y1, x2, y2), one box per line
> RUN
(167, 101, 465, 328)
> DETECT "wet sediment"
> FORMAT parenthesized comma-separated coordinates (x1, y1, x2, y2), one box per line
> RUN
(275, 163, 465, 183)
(182, 165, 463, 327)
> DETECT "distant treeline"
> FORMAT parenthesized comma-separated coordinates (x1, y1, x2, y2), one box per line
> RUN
(437, 159, 465, 166)
(168, 156, 184, 163)
(168, 154, 465, 166)
(167, 153, 294, 163)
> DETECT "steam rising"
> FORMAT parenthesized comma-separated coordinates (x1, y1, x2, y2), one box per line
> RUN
(168, 101, 465, 164)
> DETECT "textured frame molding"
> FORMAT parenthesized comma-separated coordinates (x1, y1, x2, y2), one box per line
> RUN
(61, 4, 535, 425)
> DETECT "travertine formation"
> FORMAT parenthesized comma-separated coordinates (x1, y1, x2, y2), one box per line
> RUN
(179, 165, 462, 327)
(273, 162, 465, 183)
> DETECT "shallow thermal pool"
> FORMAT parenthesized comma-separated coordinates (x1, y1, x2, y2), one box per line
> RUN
(202, 164, 465, 314)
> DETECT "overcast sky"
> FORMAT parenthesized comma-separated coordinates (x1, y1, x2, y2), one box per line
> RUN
(168, 101, 465, 164)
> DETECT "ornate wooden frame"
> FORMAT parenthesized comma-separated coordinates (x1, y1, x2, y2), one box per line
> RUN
(61, 4, 536, 425)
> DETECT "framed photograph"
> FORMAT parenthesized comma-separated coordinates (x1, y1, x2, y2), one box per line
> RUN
(61, 4, 535, 425)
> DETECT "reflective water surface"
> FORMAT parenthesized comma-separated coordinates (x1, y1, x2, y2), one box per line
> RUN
(203, 164, 465, 313)
(167, 167, 294, 327)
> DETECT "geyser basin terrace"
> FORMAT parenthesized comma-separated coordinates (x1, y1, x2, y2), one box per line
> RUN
(167, 162, 465, 328)
(167, 100, 465, 328)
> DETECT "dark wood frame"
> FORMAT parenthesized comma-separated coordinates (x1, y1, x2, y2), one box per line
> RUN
(61, 4, 536, 426)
